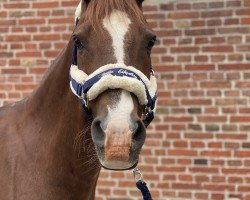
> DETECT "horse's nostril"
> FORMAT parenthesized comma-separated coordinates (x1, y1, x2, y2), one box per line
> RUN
(91, 119, 105, 145)
(132, 120, 146, 142)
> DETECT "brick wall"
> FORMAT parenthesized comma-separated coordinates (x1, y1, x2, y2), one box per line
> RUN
(1, 0, 250, 199)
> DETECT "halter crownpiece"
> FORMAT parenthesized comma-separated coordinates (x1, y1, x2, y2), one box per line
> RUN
(70, 2, 158, 127)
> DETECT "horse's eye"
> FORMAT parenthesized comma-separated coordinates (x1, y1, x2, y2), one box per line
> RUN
(147, 36, 157, 51)
(73, 36, 84, 50)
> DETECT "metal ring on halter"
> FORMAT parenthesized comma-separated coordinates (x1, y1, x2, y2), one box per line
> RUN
(145, 106, 152, 116)
(133, 168, 144, 183)
(142, 106, 150, 121)
(81, 93, 89, 107)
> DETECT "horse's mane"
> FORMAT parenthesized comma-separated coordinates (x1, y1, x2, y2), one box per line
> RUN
(84, 0, 146, 28)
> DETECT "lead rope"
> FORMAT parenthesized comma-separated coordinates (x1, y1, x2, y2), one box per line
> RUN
(133, 168, 153, 200)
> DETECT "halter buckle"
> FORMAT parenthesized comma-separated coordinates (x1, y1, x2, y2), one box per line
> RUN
(81, 93, 89, 108)
(142, 106, 151, 121)
(145, 106, 152, 116)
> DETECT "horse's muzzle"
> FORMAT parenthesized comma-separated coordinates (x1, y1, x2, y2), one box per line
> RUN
(91, 118, 146, 170)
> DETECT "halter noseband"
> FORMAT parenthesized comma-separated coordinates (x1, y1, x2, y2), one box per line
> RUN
(70, 15, 157, 127)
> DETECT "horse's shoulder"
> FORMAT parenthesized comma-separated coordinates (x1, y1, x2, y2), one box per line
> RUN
(0, 100, 27, 133)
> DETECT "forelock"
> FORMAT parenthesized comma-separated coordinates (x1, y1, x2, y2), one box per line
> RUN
(77, 0, 146, 29)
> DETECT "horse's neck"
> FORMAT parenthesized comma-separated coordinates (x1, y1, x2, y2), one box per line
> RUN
(30, 44, 77, 117)
(29, 43, 86, 138)
(25, 43, 100, 198)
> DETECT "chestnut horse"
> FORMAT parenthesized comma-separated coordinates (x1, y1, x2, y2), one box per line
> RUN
(0, 0, 157, 199)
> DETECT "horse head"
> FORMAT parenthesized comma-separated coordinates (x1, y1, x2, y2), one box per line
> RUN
(70, 0, 157, 170)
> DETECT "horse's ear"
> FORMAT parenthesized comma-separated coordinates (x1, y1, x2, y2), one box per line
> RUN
(136, 0, 144, 8)
(75, 0, 90, 20)
(81, 0, 91, 10)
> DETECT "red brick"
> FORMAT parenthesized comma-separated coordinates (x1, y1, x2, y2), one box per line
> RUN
(181, 99, 211, 105)
(211, 176, 226, 183)
(172, 183, 202, 190)
(235, 151, 250, 157)
(19, 19, 45, 25)
(204, 184, 234, 191)
(0, 11, 7, 18)
(168, 149, 197, 156)
(228, 176, 243, 183)
(16, 52, 41, 58)
(195, 193, 209, 199)
(4, 3, 30, 9)
(217, 133, 247, 140)
(236, 9, 250, 15)
(209, 2, 224, 8)
(168, 12, 199, 19)
(190, 167, 219, 173)
(195, 37, 209, 44)
(32, 2, 59, 8)
(164, 117, 193, 123)
(49, 17, 73, 24)
(208, 142, 222, 148)
(191, 20, 205, 27)
(160, 3, 174, 11)
(178, 192, 192, 198)
(203, 45, 233, 52)
(168, 82, 197, 89)
(176, 3, 191, 10)
(202, 10, 233, 18)
(216, 99, 247, 106)
(5, 35, 31, 42)
(185, 133, 213, 139)
(219, 64, 250, 70)
(201, 150, 231, 157)
(198, 116, 227, 122)
(225, 18, 239, 25)
(178, 158, 192, 165)
(222, 168, 250, 174)
(173, 141, 188, 148)
(1, 68, 26, 74)
(171, 46, 199, 53)
(200, 82, 231, 88)
(194, 56, 208, 62)
(177, 55, 191, 62)
(231, 116, 250, 122)
(145, 13, 165, 20)
(185, 65, 214, 71)
(227, 1, 242, 7)
(185, 29, 215, 36)
(239, 186, 250, 192)
(193, 2, 207, 9)
(191, 141, 205, 148)
(207, 19, 222, 26)
(195, 175, 209, 182)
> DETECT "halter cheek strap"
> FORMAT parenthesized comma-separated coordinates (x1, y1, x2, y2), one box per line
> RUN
(70, 17, 157, 127)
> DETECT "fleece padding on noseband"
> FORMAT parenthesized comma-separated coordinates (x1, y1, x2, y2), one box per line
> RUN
(70, 63, 157, 106)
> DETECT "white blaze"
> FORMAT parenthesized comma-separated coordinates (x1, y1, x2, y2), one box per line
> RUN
(103, 10, 131, 64)
(102, 10, 134, 127)
(106, 90, 134, 128)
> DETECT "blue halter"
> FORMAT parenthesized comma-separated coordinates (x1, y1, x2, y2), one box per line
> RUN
(70, 18, 157, 127)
